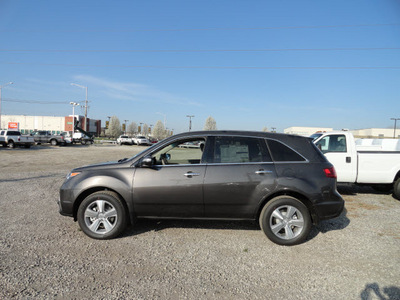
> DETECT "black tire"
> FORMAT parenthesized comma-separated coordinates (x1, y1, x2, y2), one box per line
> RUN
(77, 191, 128, 239)
(8, 140, 15, 148)
(81, 140, 86, 145)
(259, 196, 311, 246)
(50, 139, 58, 146)
(24, 145, 31, 148)
(394, 178, 400, 200)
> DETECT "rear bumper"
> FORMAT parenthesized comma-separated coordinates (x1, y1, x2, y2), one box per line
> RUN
(312, 190, 345, 223)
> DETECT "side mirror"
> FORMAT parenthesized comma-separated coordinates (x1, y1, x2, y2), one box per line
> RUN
(140, 156, 153, 167)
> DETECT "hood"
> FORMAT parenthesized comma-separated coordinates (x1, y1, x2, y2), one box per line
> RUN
(73, 160, 131, 172)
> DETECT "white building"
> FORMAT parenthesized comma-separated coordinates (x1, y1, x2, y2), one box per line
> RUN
(350, 128, 399, 139)
(284, 127, 333, 137)
(284, 126, 399, 139)
(1, 114, 101, 135)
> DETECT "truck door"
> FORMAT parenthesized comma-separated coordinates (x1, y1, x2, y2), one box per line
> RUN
(315, 134, 357, 183)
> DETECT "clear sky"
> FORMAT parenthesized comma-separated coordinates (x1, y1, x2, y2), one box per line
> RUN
(0, 0, 399, 133)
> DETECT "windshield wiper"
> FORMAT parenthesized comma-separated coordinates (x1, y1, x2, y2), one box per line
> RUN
(118, 158, 128, 163)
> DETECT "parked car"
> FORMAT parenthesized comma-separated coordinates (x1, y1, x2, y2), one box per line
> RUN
(133, 136, 150, 146)
(31, 130, 66, 146)
(0, 130, 35, 148)
(59, 130, 344, 246)
(60, 132, 72, 145)
(313, 131, 400, 199)
(117, 135, 133, 145)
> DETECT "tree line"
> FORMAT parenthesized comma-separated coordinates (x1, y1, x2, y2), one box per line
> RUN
(105, 116, 217, 140)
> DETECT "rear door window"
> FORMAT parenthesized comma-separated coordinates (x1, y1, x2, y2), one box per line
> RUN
(210, 136, 271, 163)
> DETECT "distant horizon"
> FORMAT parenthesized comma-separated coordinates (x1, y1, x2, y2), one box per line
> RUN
(1, 1, 399, 133)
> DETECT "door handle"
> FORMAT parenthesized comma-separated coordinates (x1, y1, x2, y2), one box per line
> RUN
(255, 170, 273, 175)
(346, 157, 351, 163)
(184, 172, 200, 177)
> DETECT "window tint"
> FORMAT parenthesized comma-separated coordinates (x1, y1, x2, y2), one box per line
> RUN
(267, 139, 306, 162)
(212, 137, 271, 163)
(316, 135, 347, 154)
(152, 138, 205, 165)
(7, 131, 21, 136)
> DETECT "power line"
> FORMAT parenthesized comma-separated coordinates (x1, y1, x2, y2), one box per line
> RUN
(1, 47, 399, 53)
(0, 23, 399, 33)
(1, 62, 400, 70)
(3, 98, 70, 104)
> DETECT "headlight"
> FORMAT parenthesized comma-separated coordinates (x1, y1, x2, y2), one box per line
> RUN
(66, 172, 81, 180)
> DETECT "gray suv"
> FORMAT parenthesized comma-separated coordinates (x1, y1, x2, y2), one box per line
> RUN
(59, 131, 344, 245)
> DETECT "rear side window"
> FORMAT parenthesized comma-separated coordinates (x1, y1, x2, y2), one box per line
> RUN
(7, 131, 21, 136)
(267, 139, 306, 162)
(211, 136, 271, 163)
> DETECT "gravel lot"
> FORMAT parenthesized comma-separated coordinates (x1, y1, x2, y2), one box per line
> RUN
(1, 144, 399, 299)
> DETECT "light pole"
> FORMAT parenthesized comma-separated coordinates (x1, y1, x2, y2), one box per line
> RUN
(391, 118, 400, 138)
(139, 122, 143, 134)
(186, 115, 194, 131)
(69, 102, 80, 135)
(71, 83, 88, 131)
(124, 120, 129, 134)
(0, 82, 13, 129)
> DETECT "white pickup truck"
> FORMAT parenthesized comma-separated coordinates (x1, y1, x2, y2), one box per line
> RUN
(0, 130, 35, 148)
(313, 131, 400, 199)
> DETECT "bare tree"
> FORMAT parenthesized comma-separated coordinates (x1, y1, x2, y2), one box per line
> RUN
(105, 116, 122, 138)
(203, 116, 217, 130)
(152, 120, 166, 140)
(127, 122, 138, 136)
(262, 127, 268, 132)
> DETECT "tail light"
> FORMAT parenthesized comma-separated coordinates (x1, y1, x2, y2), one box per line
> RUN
(18, 137, 21, 141)
(323, 167, 337, 178)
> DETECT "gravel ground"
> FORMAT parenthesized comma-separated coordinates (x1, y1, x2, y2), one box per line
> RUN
(1, 144, 399, 299)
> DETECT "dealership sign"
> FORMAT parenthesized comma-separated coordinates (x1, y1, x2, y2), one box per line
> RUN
(8, 122, 19, 130)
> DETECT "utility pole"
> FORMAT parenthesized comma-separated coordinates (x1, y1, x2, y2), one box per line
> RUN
(0, 82, 13, 129)
(391, 118, 400, 138)
(71, 83, 88, 131)
(186, 115, 194, 131)
(69, 102, 80, 135)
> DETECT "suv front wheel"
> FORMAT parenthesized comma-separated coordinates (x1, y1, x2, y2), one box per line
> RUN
(259, 196, 311, 246)
(77, 191, 128, 239)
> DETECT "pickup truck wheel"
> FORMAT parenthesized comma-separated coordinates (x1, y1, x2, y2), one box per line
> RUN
(77, 191, 128, 239)
(50, 139, 58, 146)
(81, 140, 86, 145)
(394, 178, 400, 200)
(8, 140, 15, 148)
(259, 196, 311, 246)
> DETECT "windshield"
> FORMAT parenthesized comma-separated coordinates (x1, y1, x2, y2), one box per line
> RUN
(310, 133, 323, 141)
(128, 142, 159, 161)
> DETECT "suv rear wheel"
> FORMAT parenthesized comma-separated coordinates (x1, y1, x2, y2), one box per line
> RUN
(259, 196, 311, 246)
(77, 191, 127, 239)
